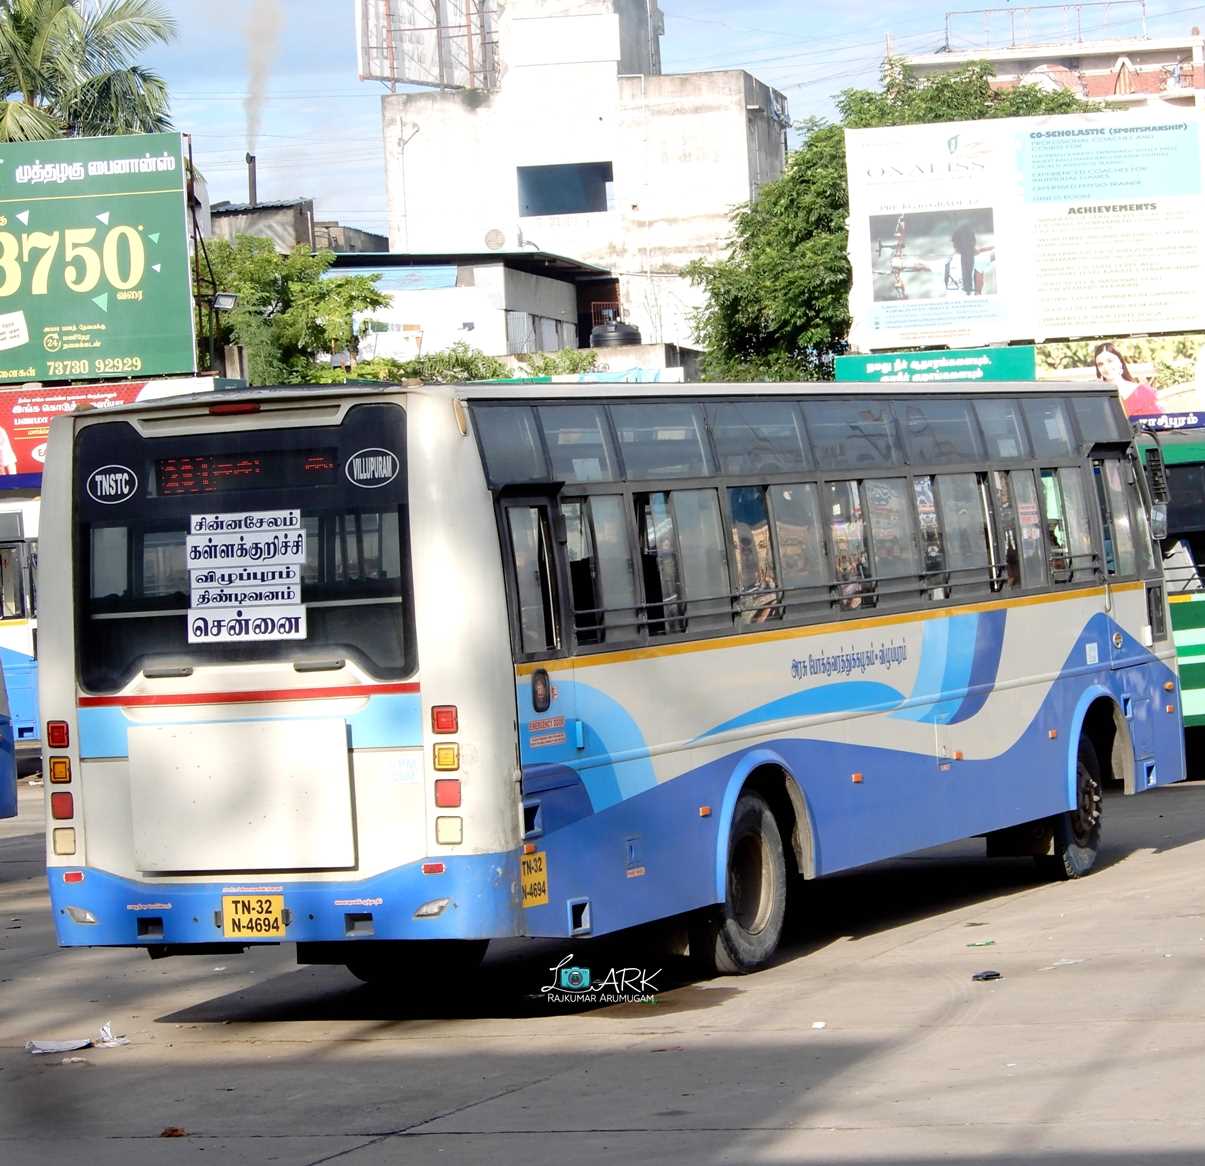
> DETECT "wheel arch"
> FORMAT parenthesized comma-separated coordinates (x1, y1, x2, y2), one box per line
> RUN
(1068, 685, 1135, 799)
(711, 748, 815, 905)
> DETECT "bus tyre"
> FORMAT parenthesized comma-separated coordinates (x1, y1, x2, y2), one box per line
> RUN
(1039, 736, 1103, 880)
(345, 939, 488, 988)
(691, 791, 787, 975)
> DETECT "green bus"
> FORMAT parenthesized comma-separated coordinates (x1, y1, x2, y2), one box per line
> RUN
(1140, 430, 1205, 733)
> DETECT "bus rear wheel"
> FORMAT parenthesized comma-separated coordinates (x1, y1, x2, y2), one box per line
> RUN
(345, 939, 488, 988)
(691, 790, 787, 975)
(1037, 735, 1102, 880)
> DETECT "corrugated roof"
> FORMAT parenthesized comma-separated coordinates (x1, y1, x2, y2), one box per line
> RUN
(211, 199, 310, 213)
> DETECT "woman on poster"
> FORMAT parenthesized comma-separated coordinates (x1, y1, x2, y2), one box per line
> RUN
(1094, 342, 1162, 418)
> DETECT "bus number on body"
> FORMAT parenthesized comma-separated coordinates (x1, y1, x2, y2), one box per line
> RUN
(521, 851, 549, 908)
(221, 894, 286, 938)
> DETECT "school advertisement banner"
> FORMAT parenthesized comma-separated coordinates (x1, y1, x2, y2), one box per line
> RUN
(845, 110, 1205, 354)
(0, 132, 195, 384)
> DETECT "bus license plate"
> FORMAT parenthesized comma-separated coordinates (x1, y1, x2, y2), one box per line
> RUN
(222, 894, 286, 939)
(521, 851, 549, 908)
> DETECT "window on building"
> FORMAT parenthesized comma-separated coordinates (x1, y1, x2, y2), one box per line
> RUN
(517, 162, 614, 217)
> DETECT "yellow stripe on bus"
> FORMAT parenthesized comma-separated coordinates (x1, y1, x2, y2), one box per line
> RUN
(515, 582, 1145, 677)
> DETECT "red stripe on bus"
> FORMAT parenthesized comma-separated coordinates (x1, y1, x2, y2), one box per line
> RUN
(77, 682, 420, 708)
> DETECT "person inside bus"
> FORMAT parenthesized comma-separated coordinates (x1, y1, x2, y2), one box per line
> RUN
(1094, 342, 1162, 418)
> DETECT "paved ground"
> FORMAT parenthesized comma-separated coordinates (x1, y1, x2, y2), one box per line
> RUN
(5, 776, 1205, 1165)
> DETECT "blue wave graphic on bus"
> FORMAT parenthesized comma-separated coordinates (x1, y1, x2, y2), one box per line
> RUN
(696, 680, 906, 739)
(893, 609, 1007, 725)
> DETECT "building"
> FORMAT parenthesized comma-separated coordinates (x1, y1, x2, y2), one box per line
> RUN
(905, 4, 1205, 108)
(211, 199, 389, 254)
(332, 250, 608, 359)
(368, 0, 789, 348)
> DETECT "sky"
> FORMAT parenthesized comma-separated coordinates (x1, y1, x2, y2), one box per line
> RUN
(145, 0, 1205, 237)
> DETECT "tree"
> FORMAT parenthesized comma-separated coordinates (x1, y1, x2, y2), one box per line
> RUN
(201, 235, 390, 385)
(0, 0, 175, 141)
(687, 61, 1094, 381)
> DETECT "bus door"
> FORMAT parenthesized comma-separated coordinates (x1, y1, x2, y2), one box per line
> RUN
(499, 496, 582, 843)
(1092, 449, 1163, 765)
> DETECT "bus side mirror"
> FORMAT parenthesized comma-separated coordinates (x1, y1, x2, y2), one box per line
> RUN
(1150, 501, 1168, 542)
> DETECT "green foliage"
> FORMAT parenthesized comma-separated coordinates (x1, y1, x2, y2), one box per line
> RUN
(516, 347, 600, 376)
(200, 235, 389, 385)
(0, 0, 175, 140)
(688, 61, 1097, 381)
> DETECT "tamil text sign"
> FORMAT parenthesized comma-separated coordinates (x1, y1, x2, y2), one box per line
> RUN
(845, 111, 1204, 352)
(0, 132, 194, 383)
(836, 345, 1037, 383)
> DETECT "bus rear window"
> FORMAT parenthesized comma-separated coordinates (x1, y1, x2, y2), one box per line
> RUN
(75, 403, 415, 692)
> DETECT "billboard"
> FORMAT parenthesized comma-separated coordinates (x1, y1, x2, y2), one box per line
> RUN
(355, 0, 497, 89)
(1036, 332, 1205, 429)
(0, 376, 218, 488)
(835, 345, 1036, 383)
(0, 132, 195, 384)
(845, 110, 1205, 353)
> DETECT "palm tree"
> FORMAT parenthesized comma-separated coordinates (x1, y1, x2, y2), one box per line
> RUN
(0, 0, 175, 141)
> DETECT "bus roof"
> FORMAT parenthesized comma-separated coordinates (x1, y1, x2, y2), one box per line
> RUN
(71, 378, 1119, 420)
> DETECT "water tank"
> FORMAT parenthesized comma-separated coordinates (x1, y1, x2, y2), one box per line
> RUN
(590, 321, 642, 348)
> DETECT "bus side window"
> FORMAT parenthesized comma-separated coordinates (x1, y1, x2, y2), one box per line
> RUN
(0, 543, 23, 619)
(1010, 469, 1048, 589)
(669, 489, 730, 634)
(1093, 458, 1137, 577)
(913, 476, 946, 600)
(562, 496, 640, 646)
(1040, 470, 1070, 582)
(505, 505, 561, 656)
(768, 483, 828, 621)
(728, 485, 781, 626)
(989, 471, 1022, 590)
(1058, 467, 1097, 582)
(636, 492, 684, 636)
(865, 477, 921, 605)
(825, 481, 873, 610)
(936, 472, 992, 595)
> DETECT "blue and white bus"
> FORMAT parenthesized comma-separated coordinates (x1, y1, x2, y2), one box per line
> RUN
(38, 381, 1182, 977)
(0, 495, 39, 770)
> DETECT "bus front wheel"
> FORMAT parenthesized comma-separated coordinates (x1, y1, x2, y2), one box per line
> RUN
(1037, 735, 1103, 880)
(691, 790, 787, 975)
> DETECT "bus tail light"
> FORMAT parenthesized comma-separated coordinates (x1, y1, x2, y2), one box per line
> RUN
(46, 721, 69, 749)
(434, 779, 461, 808)
(435, 816, 463, 845)
(421, 862, 446, 875)
(49, 757, 71, 783)
(51, 792, 74, 820)
(209, 402, 260, 415)
(62, 871, 85, 884)
(52, 828, 76, 855)
(431, 705, 458, 734)
(433, 743, 460, 771)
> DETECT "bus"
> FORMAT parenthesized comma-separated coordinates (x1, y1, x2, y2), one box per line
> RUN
(38, 381, 1182, 978)
(0, 495, 40, 771)
(1137, 429, 1205, 737)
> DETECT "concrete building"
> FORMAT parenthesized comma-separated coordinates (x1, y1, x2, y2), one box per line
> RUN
(210, 198, 317, 251)
(331, 250, 608, 360)
(211, 200, 390, 254)
(905, 4, 1205, 108)
(374, 0, 789, 348)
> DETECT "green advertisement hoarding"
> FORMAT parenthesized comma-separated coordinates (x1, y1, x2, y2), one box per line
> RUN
(0, 131, 194, 384)
(835, 345, 1037, 384)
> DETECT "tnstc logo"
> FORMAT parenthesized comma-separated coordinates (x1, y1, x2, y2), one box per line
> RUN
(345, 447, 399, 489)
(86, 464, 138, 504)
